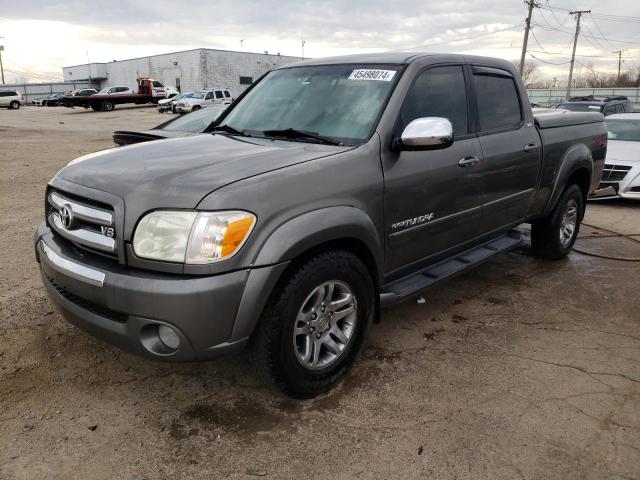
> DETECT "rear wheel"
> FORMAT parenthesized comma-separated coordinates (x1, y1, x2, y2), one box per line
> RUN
(251, 250, 374, 398)
(101, 101, 114, 112)
(531, 184, 583, 259)
(10, 101, 20, 109)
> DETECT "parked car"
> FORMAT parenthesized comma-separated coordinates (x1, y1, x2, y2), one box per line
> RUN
(46, 93, 67, 107)
(35, 53, 606, 398)
(595, 113, 640, 200)
(114, 104, 227, 145)
(0, 90, 26, 109)
(555, 95, 633, 116)
(96, 86, 135, 96)
(69, 88, 97, 97)
(157, 92, 194, 113)
(174, 88, 232, 113)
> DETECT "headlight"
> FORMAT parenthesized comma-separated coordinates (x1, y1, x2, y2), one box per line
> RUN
(133, 210, 256, 264)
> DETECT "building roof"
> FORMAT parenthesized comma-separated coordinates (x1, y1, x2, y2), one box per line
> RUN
(63, 47, 302, 69)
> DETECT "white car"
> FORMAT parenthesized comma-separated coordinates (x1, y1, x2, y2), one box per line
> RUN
(599, 113, 640, 200)
(96, 86, 134, 95)
(175, 88, 232, 113)
(0, 90, 26, 109)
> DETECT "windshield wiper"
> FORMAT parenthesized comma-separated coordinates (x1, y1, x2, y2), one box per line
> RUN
(209, 124, 250, 137)
(262, 128, 343, 146)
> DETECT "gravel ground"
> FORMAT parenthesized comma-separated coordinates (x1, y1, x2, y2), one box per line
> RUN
(1, 106, 639, 480)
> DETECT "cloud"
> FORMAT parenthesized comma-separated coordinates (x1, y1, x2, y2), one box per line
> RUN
(0, 0, 638, 81)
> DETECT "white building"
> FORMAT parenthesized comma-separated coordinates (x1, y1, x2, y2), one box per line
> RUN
(62, 48, 303, 96)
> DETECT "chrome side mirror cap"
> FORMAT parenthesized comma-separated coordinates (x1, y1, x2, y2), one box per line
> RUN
(394, 117, 454, 151)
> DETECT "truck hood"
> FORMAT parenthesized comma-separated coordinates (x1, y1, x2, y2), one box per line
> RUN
(605, 140, 640, 163)
(56, 133, 353, 212)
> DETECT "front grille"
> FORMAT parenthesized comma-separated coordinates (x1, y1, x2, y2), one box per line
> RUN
(46, 274, 128, 323)
(602, 164, 632, 182)
(46, 189, 118, 260)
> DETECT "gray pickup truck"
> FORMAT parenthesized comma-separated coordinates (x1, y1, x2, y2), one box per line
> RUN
(35, 53, 606, 398)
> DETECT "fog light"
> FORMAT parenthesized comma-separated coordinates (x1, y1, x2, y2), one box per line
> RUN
(158, 325, 180, 350)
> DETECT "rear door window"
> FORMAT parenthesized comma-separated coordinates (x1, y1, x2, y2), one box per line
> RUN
(473, 70, 522, 132)
(224, 90, 231, 98)
(215, 90, 224, 99)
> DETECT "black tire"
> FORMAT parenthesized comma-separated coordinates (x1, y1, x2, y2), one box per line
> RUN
(531, 184, 583, 260)
(251, 250, 374, 399)
(10, 101, 20, 110)
(191, 105, 201, 111)
(90, 104, 100, 111)
(101, 101, 114, 112)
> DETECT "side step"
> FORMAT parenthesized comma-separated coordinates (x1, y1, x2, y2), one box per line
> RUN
(379, 230, 523, 307)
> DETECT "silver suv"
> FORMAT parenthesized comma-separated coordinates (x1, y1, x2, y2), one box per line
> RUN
(175, 88, 232, 113)
(0, 90, 26, 109)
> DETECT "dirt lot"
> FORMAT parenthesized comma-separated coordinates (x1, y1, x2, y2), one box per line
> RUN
(1, 106, 639, 480)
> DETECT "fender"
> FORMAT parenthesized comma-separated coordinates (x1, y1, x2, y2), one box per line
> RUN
(542, 143, 592, 217)
(229, 206, 383, 342)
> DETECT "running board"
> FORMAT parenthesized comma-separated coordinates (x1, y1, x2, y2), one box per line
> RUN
(380, 230, 523, 307)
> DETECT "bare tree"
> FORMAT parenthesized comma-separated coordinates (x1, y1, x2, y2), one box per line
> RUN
(513, 60, 539, 86)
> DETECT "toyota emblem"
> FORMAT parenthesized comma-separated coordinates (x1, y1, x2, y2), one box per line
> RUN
(59, 205, 75, 229)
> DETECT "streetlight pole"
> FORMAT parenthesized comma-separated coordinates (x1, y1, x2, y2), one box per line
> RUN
(0, 36, 5, 85)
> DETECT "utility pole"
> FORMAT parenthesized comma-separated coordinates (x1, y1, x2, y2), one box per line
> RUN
(519, 0, 539, 76)
(301, 39, 306, 60)
(613, 50, 626, 81)
(566, 10, 590, 99)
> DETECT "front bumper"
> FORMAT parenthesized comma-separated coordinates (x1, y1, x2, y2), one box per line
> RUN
(597, 161, 640, 200)
(34, 223, 282, 361)
(175, 104, 193, 113)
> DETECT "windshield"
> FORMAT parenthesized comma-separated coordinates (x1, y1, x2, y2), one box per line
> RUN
(219, 64, 402, 144)
(97, 88, 109, 94)
(557, 103, 603, 112)
(161, 105, 227, 133)
(607, 119, 640, 141)
(190, 92, 205, 100)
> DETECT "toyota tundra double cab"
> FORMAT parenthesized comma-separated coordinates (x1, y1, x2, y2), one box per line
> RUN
(35, 53, 606, 398)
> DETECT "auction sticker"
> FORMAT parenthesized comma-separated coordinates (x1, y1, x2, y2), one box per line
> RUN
(348, 69, 397, 81)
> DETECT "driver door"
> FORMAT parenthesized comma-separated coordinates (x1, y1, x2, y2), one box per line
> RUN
(382, 65, 484, 275)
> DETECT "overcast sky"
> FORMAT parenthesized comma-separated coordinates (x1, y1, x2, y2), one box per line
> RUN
(0, 0, 638, 84)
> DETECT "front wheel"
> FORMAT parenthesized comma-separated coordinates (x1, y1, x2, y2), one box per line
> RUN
(531, 184, 583, 259)
(10, 101, 20, 109)
(251, 250, 374, 398)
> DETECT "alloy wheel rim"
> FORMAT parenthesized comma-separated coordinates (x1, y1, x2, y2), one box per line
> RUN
(293, 280, 358, 370)
(560, 198, 578, 248)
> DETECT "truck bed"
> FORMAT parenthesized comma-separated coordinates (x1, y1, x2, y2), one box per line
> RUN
(532, 108, 603, 129)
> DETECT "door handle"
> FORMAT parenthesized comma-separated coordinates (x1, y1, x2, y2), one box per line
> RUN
(458, 156, 481, 168)
(524, 143, 539, 153)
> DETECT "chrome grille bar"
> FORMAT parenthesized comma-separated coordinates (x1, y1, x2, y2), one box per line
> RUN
(49, 212, 116, 253)
(39, 240, 105, 287)
(49, 191, 113, 226)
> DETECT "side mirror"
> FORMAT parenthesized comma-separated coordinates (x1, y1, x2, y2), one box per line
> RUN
(393, 117, 454, 151)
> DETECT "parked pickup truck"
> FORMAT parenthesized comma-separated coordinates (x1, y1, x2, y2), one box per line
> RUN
(35, 53, 606, 398)
(62, 78, 168, 111)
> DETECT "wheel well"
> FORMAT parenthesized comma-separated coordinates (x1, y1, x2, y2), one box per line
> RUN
(567, 168, 591, 214)
(284, 238, 380, 288)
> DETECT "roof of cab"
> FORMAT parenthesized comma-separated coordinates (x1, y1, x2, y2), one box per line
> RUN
(277, 52, 515, 69)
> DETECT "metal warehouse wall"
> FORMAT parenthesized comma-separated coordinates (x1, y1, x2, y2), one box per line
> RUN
(69, 48, 302, 97)
(527, 88, 640, 107)
(201, 50, 300, 96)
(0, 81, 95, 104)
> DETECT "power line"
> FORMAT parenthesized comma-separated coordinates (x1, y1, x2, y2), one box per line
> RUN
(398, 24, 520, 51)
(531, 22, 640, 46)
(528, 51, 572, 65)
